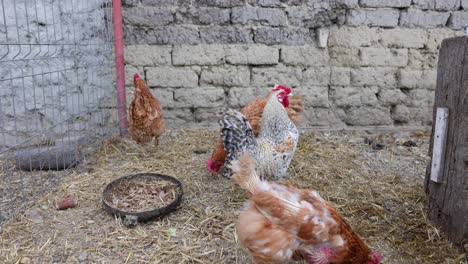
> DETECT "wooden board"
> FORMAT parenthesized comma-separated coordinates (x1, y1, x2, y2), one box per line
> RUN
(430, 107, 448, 183)
(424, 36, 468, 251)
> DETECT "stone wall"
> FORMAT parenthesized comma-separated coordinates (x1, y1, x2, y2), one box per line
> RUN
(122, 0, 467, 129)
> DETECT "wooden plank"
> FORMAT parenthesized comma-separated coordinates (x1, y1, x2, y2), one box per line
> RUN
(430, 107, 449, 182)
(425, 36, 468, 250)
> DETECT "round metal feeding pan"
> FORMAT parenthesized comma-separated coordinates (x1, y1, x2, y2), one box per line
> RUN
(102, 173, 183, 222)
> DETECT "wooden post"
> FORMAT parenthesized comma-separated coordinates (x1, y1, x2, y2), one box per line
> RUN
(425, 36, 468, 251)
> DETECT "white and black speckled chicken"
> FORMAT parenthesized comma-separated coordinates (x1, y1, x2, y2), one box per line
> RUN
(219, 85, 299, 180)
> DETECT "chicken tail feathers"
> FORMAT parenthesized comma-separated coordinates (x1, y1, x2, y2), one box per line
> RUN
(229, 152, 262, 194)
(218, 109, 257, 177)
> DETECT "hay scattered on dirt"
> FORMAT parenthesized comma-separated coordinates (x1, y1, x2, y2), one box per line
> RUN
(0, 129, 466, 264)
(0, 159, 69, 224)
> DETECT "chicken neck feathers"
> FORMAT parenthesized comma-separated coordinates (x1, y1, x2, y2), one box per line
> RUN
(219, 90, 298, 179)
(259, 93, 294, 140)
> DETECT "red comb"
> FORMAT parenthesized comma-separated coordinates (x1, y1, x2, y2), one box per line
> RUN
(272, 85, 292, 94)
(133, 73, 140, 81)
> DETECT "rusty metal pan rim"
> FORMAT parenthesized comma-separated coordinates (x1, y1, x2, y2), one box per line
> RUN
(102, 173, 183, 222)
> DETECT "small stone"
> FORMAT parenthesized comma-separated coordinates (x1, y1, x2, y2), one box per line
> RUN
(364, 137, 372, 145)
(193, 149, 208, 154)
(24, 209, 43, 223)
(169, 130, 179, 138)
(87, 220, 95, 224)
(364, 135, 386, 150)
(41, 205, 49, 210)
(402, 140, 417, 147)
(372, 143, 385, 150)
(123, 215, 139, 227)
(402, 232, 415, 241)
(20, 257, 31, 264)
(392, 131, 411, 140)
(78, 252, 88, 261)
(169, 228, 177, 237)
(369, 216, 378, 222)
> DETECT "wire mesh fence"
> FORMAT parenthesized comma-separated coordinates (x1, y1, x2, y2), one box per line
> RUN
(0, 0, 117, 225)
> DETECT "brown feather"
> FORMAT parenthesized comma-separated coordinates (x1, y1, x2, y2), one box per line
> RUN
(128, 77, 165, 145)
(232, 153, 375, 264)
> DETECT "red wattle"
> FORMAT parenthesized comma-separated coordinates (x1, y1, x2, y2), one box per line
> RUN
(283, 96, 290, 107)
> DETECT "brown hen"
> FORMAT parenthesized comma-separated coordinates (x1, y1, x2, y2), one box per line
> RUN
(128, 73, 165, 145)
(206, 89, 304, 174)
(231, 153, 381, 264)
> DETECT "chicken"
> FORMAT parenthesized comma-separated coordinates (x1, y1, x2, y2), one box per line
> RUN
(218, 85, 299, 179)
(206, 87, 304, 174)
(128, 73, 165, 145)
(230, 153, 381, 264)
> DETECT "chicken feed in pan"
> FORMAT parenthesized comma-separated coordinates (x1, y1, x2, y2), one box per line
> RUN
(105, 178, 179, 213)
(0, 129, 466, 264)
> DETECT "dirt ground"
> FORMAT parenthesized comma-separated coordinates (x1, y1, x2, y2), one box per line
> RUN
(0, 129, 466, 264)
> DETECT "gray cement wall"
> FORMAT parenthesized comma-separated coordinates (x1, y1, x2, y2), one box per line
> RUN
(123, 0, 467, 129)
(0, 0, 116, 148)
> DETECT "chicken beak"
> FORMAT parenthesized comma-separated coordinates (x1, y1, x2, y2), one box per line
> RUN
(288, 93, 294, 97)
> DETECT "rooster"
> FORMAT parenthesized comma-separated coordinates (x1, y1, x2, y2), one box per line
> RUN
(218, 85, 299, 179)
(128, 73, 165, 145)
(206, 87, 304, 175)
(231, 152, 382, 264)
